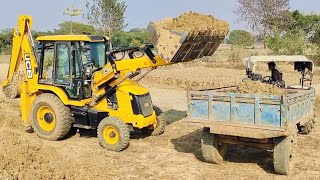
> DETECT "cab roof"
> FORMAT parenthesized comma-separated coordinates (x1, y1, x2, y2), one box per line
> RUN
(244, 55, 314, 73)
(36, 35, 107, 42)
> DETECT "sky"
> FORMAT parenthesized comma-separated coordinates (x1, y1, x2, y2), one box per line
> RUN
(0, 0, 319, 32)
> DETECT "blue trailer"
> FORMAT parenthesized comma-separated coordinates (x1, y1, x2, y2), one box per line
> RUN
(187, 87, 316, 175)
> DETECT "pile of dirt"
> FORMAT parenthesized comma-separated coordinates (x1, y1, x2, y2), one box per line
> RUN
(148, 12, 229, 62)
(163, 12, 229, 33)
(231, 80, 285, 96)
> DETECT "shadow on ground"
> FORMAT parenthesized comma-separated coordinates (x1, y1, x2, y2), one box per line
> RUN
(171, 129, 275, 174)
(162, 109, 187, 125)
(131, 108, 187, 139)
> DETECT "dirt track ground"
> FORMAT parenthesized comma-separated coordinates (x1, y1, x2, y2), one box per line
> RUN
(0, 60, 320, 179)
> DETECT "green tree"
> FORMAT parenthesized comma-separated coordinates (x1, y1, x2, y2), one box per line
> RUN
(290, 11, 320, 44)
(112, 28, 150, 48)
(266, 29, 308, 55)
(229, 30, 254, 48)
(0, 29, 13, 54)
(86, 0, 127, 36)
(54, 21, 96, 35)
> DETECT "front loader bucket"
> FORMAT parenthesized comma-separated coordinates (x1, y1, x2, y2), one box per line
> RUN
(148, 12, 229, 63)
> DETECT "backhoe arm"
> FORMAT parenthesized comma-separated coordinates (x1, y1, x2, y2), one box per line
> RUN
(2, 15, 34, 87)
(92, 53, 169, 91)
(1, 15, 39, 127)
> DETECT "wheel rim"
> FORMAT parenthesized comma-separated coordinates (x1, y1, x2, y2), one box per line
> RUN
(37, 106, 56, 132)
(103, 126, 120, 145)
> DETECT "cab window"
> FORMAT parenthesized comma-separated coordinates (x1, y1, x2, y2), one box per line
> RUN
(39, 42, 54, 84)
(55, 43, 70, 85)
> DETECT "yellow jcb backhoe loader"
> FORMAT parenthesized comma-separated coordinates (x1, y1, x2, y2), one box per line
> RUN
(1, 15, 228, 151)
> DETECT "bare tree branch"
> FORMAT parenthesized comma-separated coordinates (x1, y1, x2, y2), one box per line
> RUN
(234, 0, 290, 36)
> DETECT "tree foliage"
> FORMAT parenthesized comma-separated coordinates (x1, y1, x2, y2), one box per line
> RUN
(290, 11, 320, 44)
(265, 11, 320, 56)
(235, 0, 290, 36)
(229, 30, 254, 48)
(85, 0, 127, 36)
(54, 21, 96, 35)
(0, 29, 13, 54)
(112, 28, 150, 48)
(266, 29, 308, 55)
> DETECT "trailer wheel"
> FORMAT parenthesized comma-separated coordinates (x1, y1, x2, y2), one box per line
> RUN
(201, 128, 228, 164)
(97, 117, 130, 152)
(273, 135, 295, 175)
(31, 93, 74, 141)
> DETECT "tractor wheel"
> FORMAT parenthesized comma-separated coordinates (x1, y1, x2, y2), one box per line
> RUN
(97, 117, 130, 152)
(150, 115, 166, 136)
(31, 93, 73, 141)
(153, 106, 163, 116)
(2, 74, 20, 99)
(201, 128, 228, 164)
(141, 108, 166, 136)
(273, 135, 295, 175)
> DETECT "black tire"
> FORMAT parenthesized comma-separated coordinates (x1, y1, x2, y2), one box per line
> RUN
(151, 115, 166, 136)
(153, 106, 163, 116)
(201, 128, 228, 164)
(273, 135, 295, 175)
(97, 117, 130, 152)
(31, 93, 74, 141)
(141, 107, 166, 136)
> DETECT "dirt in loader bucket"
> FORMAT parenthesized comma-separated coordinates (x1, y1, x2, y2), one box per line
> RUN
(148, 12, 229, 63)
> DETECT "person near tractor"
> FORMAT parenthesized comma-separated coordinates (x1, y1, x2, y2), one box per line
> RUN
(268, 62, 282, 82)
(267, 62, 285, 87)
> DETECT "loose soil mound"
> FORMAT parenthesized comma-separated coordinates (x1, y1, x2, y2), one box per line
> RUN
(163, 12, 229, 33)
(231, 80, 285, 96)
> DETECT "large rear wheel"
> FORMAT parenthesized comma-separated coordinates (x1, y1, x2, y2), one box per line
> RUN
(97, 117, 130, 152)
(273, 135, 295, 175)
(31, 93, 73, 141)
(201, 128, 228, 164)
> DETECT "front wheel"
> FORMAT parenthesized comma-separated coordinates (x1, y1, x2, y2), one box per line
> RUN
(142, 115, 166, 136)
(97, 117, 130, 152)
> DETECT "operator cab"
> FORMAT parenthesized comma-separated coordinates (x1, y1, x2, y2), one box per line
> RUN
(243, 56, 314, 89)
(36, 35, 111, 100)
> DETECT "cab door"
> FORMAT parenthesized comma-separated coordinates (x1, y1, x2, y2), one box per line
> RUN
(54, 42, 83, 100)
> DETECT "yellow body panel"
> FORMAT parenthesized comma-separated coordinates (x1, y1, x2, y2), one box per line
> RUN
(36, 84, 90, 106)
(93, 79, 156, 128)
(36, 35, 105, 42)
